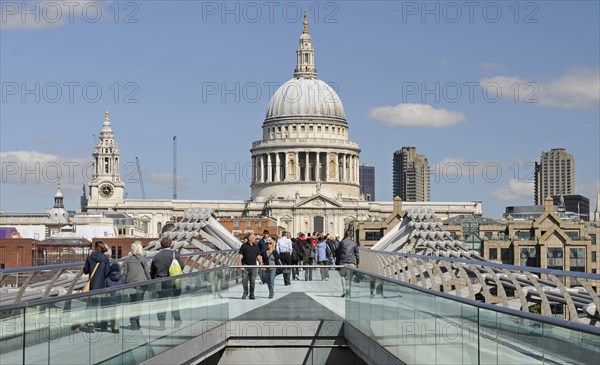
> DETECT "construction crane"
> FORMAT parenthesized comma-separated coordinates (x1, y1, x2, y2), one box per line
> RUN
(135, 157, 146, 199)
(173, 136, 177, 199)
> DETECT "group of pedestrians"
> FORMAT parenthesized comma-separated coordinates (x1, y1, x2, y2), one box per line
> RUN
(82, 237, 183, 333)
(79, 228, 360, 333)
(237, 229, 360, 299)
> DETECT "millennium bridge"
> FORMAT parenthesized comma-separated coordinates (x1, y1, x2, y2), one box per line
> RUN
(1, 208, 598, 364)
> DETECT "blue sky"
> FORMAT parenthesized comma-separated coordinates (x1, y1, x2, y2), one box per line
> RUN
(1, 0, 599, 217)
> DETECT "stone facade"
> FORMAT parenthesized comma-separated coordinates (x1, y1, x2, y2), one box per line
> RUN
(444, 197, 600, 274)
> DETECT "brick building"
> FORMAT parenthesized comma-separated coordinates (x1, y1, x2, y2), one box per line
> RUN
(217, 217, 285, 239)
(0, 238, 37, 269)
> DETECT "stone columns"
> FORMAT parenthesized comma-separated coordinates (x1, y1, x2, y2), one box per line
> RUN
(353, 155, 356, 184)
(267, 153, 272, 182)
(295, 152, 300, 181)
(325, 154, 329, 182)
(334, 153, 340, 181)
(305, 152, 310, 181)
(295, 152, 299, 181)
(316, 152, 320, 181)
(342, 154, 347, 182)
(348, 155, 354, 183)
(275, 153, 280, 182)
(260, 154, 265, 182)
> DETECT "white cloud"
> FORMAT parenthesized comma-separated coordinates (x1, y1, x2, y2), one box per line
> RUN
(1, 150, 89, 185)
(0, 151, 91, 205)
(369, 103, 466, 128)
(480, 67, 600, 109)
(0, 1, 99, 30)
(491, 179, 534, 201)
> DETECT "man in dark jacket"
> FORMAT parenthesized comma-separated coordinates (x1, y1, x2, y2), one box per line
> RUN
(257, 229, 270, 255)
(151, 237, 185, 330)
(238, 233, 263, 299)
(257, 230, 270, 284)
(337, 230, 359, 297)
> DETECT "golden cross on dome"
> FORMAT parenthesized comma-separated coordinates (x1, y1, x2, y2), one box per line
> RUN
(303, 11, 308, 34)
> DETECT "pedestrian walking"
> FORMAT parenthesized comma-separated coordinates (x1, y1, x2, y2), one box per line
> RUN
(315, 235, 331, 281)
(337, 230, 359, 297)
(238, 233, 262, 299)
(122, 241, 150, 330)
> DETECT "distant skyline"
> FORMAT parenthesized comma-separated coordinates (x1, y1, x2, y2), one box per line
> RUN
(1, 1, 599, 217)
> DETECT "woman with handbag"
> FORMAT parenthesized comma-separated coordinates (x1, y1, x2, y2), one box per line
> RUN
(82, 241, 111, 333)
(122, 241, 151, 330)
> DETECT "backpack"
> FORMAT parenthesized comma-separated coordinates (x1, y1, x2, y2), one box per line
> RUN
(325, 244, 332, 259)
(326, 241, 335, 257)
(303, 242, 314, 259)
(168, 251, 183, 287)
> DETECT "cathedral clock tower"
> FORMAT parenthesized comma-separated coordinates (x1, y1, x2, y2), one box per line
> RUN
(88, 111, 125, 209)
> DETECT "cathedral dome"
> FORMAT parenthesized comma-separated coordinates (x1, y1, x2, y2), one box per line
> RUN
(265, 78, 345, 121)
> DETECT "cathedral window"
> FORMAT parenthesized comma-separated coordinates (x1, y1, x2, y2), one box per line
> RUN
(305, 54, 309, 63)
(309, 125, 314, 131)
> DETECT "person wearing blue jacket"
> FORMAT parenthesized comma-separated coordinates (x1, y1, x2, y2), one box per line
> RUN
(83, 241, 111, 290)
(82, 241, 111, 333)
(315, 235, 331, 281)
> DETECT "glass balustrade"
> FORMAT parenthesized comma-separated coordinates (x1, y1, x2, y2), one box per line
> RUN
(0, 268, 232, 365)
(345, 269, 600, 365)
(1, 265, 598, 365)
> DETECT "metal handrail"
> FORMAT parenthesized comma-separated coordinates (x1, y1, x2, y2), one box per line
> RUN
(0, 265, 231, 311)
(349, 266, 600, 337)
(230, 265, 345, 269)
(362, 248, 600, 280)
(0, 250, 236, 275)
